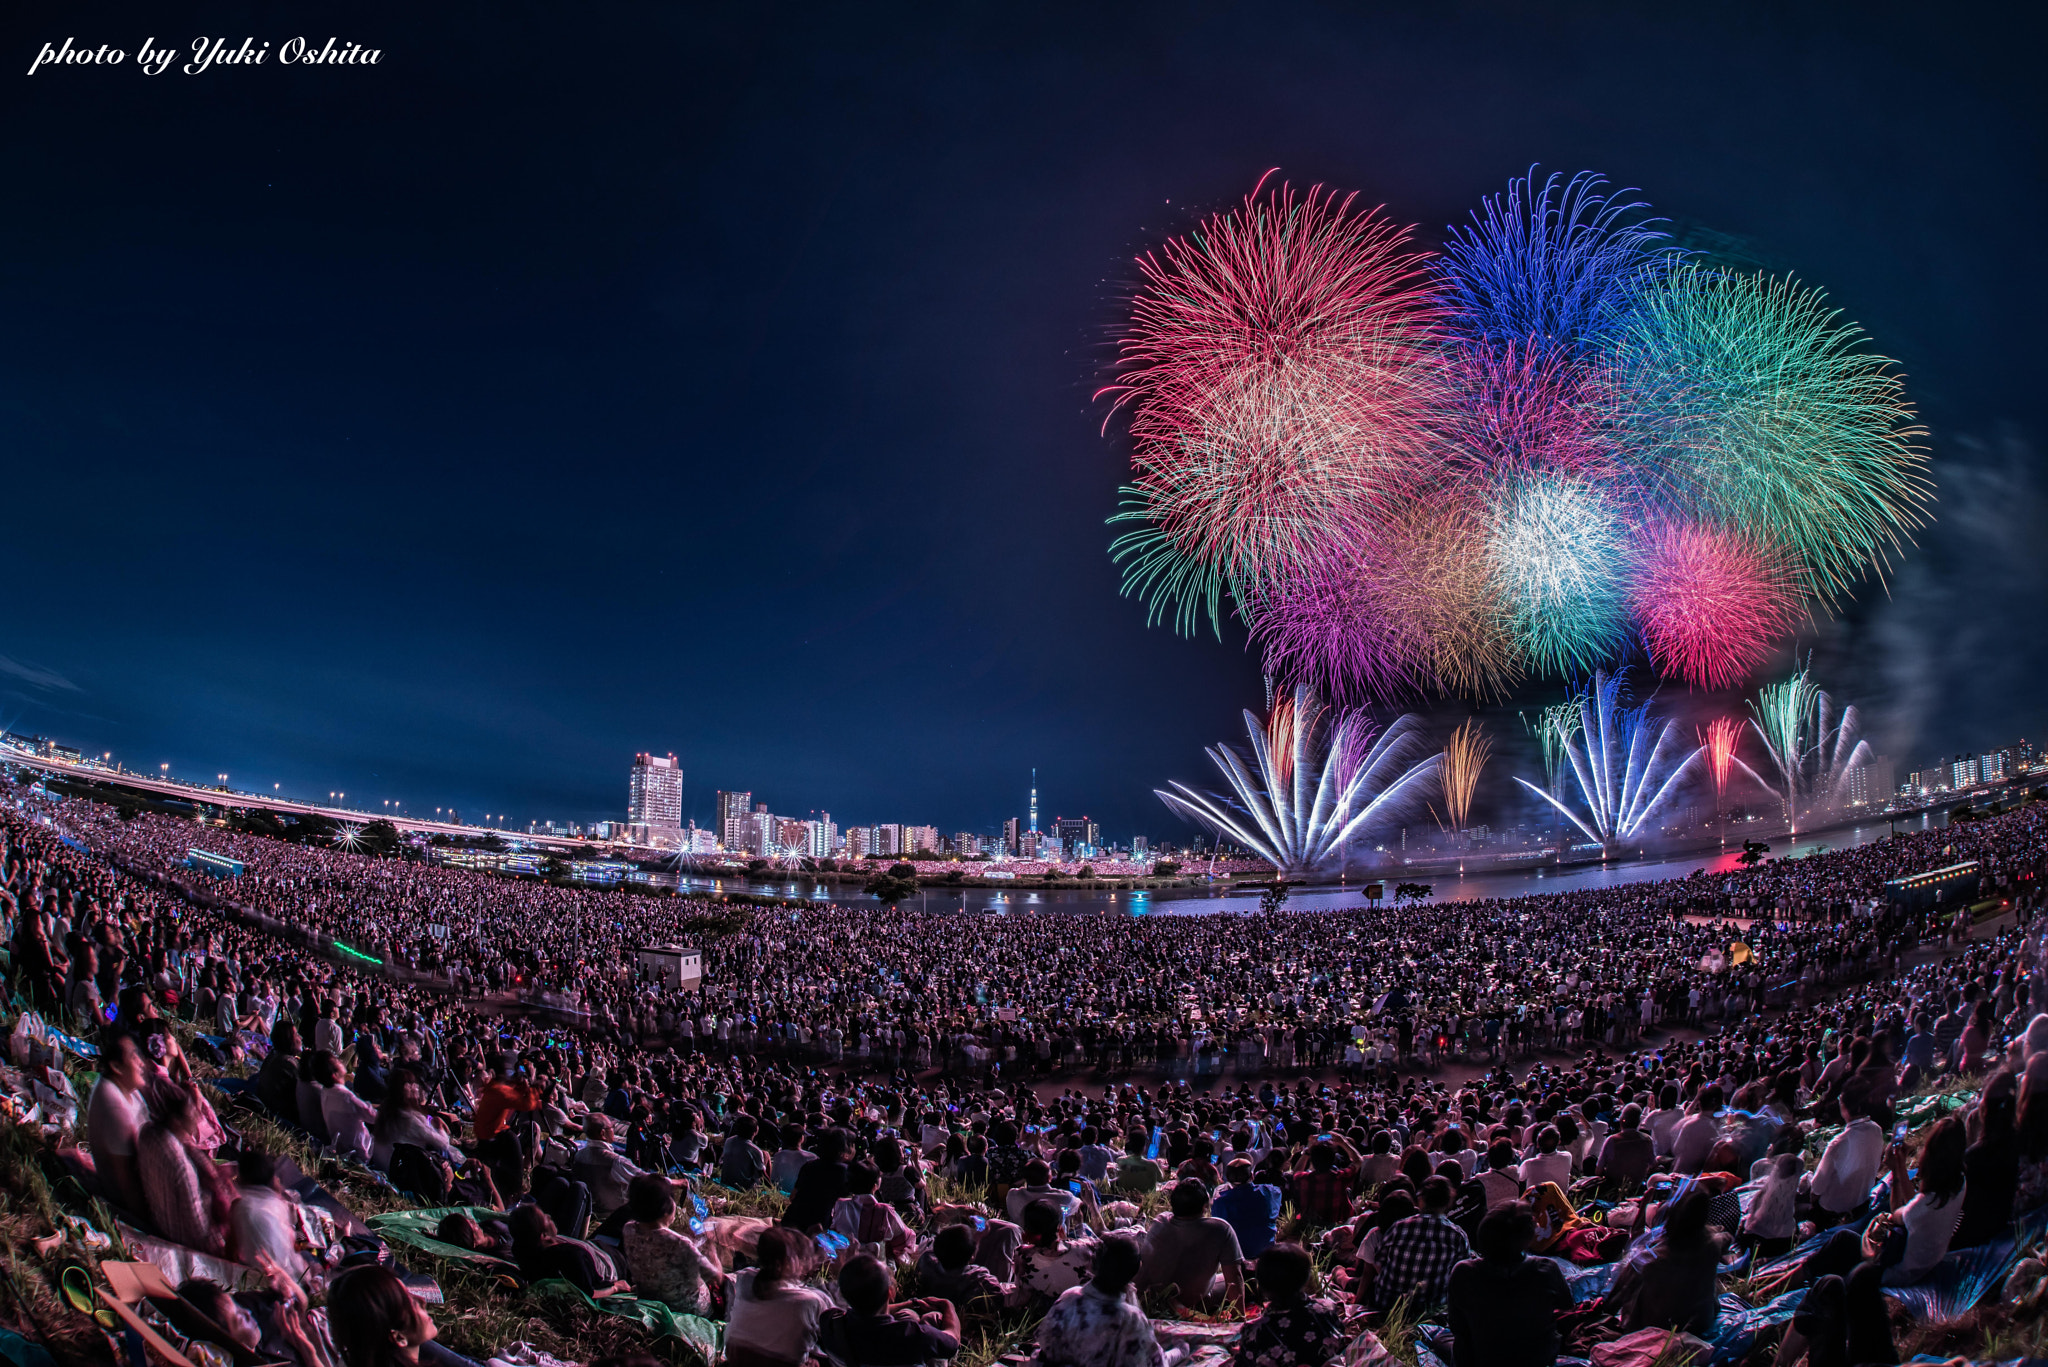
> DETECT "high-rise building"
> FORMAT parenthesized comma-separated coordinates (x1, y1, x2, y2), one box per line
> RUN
(1002, 817, 1021, 856)
(952, 832, 980, 855)
(746, 808, 775, 856)
(842, 826, 872, 858)
(714, 790, 752, 852)
(876, 824, 903, 856)
(775, 817, 808, 852)
(1132, 836, 1148, 860)
(1986, 749, 2012, 781)
(1845, 757, 1894, 807)
(1029, 770, 1038, 835)
(628, 754, 683, 834)
(1952, 755, 1980, 790)
(1053, 817, 1098, 856)
(906, 825, 938, 854)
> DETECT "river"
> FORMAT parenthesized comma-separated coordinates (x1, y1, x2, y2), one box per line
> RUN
(636, 808, 1954, 917)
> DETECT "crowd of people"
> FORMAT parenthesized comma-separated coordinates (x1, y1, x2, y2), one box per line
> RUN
(7, 774, 2048, 1367)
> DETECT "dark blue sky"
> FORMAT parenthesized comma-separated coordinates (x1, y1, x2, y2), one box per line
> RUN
(2, 1, 2043, 839)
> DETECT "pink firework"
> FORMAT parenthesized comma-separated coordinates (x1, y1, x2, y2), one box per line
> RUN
(1630, 522, 1807, 688)
(1103, 175, 1446, 590)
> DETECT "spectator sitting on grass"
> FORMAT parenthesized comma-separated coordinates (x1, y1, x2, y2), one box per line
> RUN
(818, 1253, 963, 1367)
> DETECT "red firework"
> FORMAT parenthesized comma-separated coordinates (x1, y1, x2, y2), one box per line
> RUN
(1103, 175, 1446, 587)
(1631, 523, 1807, 688)
(1698, 716, 1742, 798)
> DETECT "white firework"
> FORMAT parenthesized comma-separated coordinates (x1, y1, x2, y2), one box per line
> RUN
(1515, 670, 1700, 848)
(1155, 686, 1438, 876)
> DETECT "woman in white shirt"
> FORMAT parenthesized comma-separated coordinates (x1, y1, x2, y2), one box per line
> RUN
(315, 1052, 376, 1163)
(1876, 1117, 1967, 1286)
(1646, 1084, 1684, 1158)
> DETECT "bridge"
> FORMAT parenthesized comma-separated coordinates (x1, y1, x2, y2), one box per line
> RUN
(0, 748, 625, 857)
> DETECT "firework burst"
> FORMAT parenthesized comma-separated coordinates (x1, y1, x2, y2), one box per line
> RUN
(1247, 496, 1516, 701)
(1630, 521, 1808, 688)
(1107, 169, 1933, 699)
(1486, 474, 1630, 675)
(1104, 176, 1444, 631)
(1436, 168, 1671, 356)
(1612, 263, 1932, 601)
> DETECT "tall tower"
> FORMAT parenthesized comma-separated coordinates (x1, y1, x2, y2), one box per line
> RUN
(1029, 768, 1038, 835)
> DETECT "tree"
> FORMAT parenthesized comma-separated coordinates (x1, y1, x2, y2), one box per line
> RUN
(360, 820, 402, 857)
(233, 808, 287, 839)
(1737, 840, 1771, 868)
(748, 858, 770, 872)
(1260, 881, 1292, 913)
(887, 862, 917, 880)
(1077, 864, 1096, 879)
(1394, 881, 1433, 905)
(864, 873, 917, 905)
(1152, 861, 1181, 877)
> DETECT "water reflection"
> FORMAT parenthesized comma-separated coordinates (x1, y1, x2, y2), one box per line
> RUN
(638, 810, 1946, 918)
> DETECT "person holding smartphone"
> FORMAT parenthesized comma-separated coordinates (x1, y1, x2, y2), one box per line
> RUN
(1005, 1159, 1088, 1229)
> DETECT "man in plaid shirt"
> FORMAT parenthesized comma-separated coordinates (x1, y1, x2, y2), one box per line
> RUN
(1288, 1134, 1363, 1226)
(1370, 1177, 1472, 1312)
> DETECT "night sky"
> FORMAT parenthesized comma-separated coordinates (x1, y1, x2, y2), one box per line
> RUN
(2, 2, 2044, 840)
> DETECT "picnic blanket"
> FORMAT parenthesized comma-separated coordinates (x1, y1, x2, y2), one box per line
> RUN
(364, 1206, 518, 1272)
(525, 1278, 722, 1364)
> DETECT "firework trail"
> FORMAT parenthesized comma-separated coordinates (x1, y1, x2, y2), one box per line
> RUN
(1524, 702, 1582, 798)
(1438, 719, 1492, 832)
(1813, 690, 1873, 807)
(1699, 716, 1743, 802)
(1513, 669, 1701, 848)
(1746, 667, 1868, 827)
(1155, 686, 1439, 875)
(1749, 671, 1817, 826)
